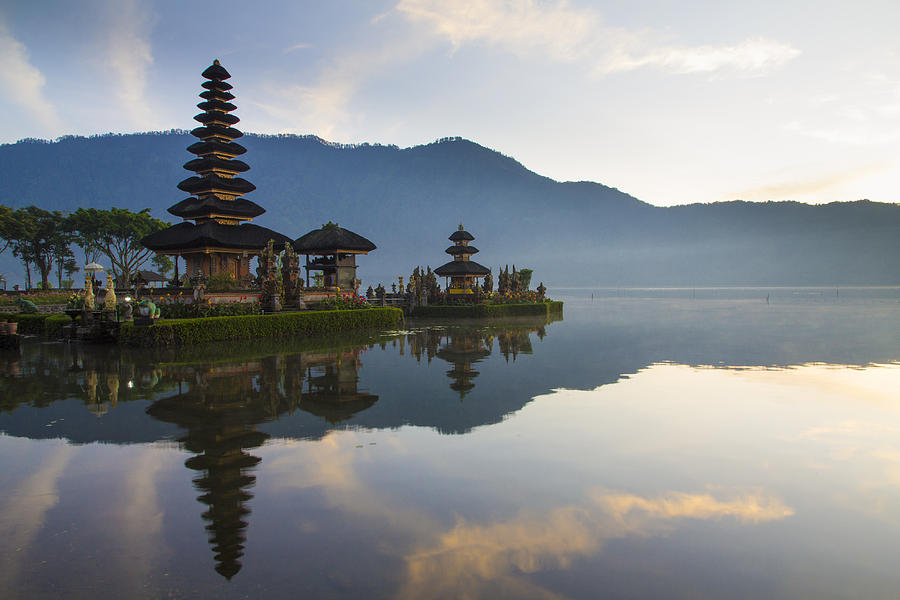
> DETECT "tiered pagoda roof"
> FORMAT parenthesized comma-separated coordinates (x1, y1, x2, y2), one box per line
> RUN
(143, 60, 290, 253)
(434, 225, 489, 277)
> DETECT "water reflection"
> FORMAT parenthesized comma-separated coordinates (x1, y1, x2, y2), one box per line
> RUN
(2, 293, 900, 597)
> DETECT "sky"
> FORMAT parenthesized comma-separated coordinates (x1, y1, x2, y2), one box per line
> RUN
(0, 0, 899, 207)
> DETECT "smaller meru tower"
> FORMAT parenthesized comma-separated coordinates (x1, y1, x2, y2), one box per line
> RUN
(142, 60, 290, 283)
(434, 224, 490, 294)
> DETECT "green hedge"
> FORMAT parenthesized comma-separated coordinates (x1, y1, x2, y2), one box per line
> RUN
(119, 307, 404, 347)
(6, 313, 71, 337)
(411, 301, 563, 319)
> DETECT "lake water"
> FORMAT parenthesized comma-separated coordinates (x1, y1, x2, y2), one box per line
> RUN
(1, 288, 899, 599)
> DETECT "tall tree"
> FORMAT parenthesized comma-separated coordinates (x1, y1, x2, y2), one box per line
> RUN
(0, 205, 13, 256)
(7, 207, 70, 289)
(67, 208, 169, 285)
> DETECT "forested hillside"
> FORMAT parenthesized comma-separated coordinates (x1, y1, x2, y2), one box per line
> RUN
(2, 132, 898, 286)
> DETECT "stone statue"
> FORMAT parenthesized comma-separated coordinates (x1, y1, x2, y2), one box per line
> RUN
(498, 265, 509, 296)
(137, 299, 161, 319)
(537, 281, 547, 300)
(259, 240, 281, 311)
(483, 270, 493, 294)
(191, 268, 207, 302)
(366, 285, 375, 299)
(103, 277, 117, 312)
(83, 274, 95, 311)
(425, 267, 439, 304)
(281, 243, 301, 308)
(14, 296, 38, 314)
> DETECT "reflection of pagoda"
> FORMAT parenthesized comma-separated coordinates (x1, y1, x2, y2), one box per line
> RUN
(299, 349, 378, 423)
(435, 330, 492, 399)
(434, 224, 490, 294)
(144, 346, 379, 579)
(147, 371, 273, 580)
(143, 60, 291, 282)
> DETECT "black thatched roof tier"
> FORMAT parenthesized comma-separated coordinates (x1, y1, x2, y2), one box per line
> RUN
(168, 197, 264, 219)
(191, 125, 243, 141)
(178, 174, 256, 195)
(183, 157, 250, 174)
(142, 221, 290, 252)
(194, 111, 240, 126)
(445, 245, 479, 256)
(197, 99, 237, 112)
(293, 226, 376, 254)
(187, 140, 247, 157)
(201, 80, 233, 92)
(435, 260, 490, 276)
(133, 269, 167, 283)
(449, 229, 475, 242)
(199, 89, 235, 102)
(202, 61, 231, 81)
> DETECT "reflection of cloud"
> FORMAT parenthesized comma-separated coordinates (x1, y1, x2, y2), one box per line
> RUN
(104, 0, 156, 130)
(0, 18, 61, 133)
(397, 0, 799, 76)
(114, 447, 167, 593)
(399, 487, 792, 599)
(0, 444, 75, 591)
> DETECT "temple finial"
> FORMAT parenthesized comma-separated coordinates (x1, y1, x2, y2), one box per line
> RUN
(213, 59, 220, 66)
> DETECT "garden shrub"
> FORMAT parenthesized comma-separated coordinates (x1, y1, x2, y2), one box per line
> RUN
(158, 300, 261, 319)
(119, 307, 404, 347)
(411, 301, 563, 318)
(6, 313, 72, 337)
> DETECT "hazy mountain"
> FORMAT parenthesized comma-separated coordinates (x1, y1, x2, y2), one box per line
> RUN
(2, 132, 898, 287)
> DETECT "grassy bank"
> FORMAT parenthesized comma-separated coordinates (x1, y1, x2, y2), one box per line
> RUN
(411, 301, 563, 319)
(119, 307, 404, 347)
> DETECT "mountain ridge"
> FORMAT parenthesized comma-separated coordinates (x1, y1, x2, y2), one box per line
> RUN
(1, 132, 897, 287)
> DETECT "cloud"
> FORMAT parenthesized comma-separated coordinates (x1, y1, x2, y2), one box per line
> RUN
(251, 33, 429, 139)
(730, 161, 893, 201)
(284, 42, 311, 53)
(0, 18, 61, 134)
(397, 0, 800, 77)
(397, 0, 598, 62)
(601, 37, 801, 76)
(104, 0, 156, 130)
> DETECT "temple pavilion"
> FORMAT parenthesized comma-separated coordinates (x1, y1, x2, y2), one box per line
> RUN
(142, 60, 291, 284)
(293, 222, 376, 292)
(434, 224, 490, 294)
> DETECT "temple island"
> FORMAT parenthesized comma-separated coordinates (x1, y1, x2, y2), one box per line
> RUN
(1, 59, 560, 346)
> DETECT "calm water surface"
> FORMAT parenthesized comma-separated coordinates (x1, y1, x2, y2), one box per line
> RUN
(1, 288, 899, 599)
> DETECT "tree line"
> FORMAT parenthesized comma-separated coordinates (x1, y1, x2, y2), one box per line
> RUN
(0, 206, 171, 290)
